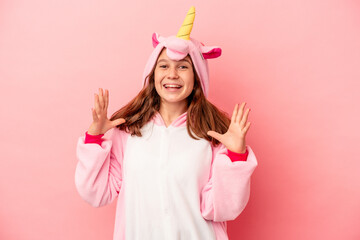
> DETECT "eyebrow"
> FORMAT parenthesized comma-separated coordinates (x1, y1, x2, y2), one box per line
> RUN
(157, 58, 192, 65)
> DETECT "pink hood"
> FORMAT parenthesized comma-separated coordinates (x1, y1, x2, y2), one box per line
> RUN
(141, 8, 222, 97)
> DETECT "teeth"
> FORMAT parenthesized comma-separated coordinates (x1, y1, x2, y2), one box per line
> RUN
(164, 84, 182, 88)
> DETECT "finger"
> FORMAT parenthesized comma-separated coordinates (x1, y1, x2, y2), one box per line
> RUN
(243, 122, 251, 134)
(94, 94, 101, 115)
(240, 108, 250, 128)
(91, 107, 99, 121)
(231, 103, 239, 123)
(207, 130, 223, 142)
(98, 88, 104, 109)
(235, 102, 246, 123)
(104, 89, 109, 110)
(112, 118, 126, 127)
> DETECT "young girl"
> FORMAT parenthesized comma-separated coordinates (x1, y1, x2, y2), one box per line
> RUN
(75, 6, 258, 240)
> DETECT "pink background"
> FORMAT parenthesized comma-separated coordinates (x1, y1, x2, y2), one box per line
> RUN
(1, 0, 359, 239)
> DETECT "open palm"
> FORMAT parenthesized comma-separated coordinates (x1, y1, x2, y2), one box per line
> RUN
(87, 88, 126, 135)
(207, 102, 251, 153)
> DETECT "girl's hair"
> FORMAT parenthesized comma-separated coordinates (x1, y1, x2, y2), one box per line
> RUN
(110, 53, 230, 146)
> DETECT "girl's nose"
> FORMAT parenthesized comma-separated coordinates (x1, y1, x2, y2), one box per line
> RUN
(167, 67, 179, 79)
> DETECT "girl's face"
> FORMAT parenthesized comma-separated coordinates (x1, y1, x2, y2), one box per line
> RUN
(154, 49, 194, 108)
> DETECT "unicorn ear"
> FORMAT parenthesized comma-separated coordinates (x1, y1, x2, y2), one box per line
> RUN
(201, 45, 222, 59)
(152, 33, 160, 48)
(152, 32, 165, 48)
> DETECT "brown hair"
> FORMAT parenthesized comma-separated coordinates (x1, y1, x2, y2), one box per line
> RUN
(110, 53, 230, 146)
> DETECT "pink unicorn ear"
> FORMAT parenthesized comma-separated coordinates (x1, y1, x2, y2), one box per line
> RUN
(201, 46, 222, 59)
(152, 32, 160, 48)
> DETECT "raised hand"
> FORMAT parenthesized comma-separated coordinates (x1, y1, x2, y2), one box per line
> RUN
(87, 88, 126, 135)
(207, 102, 251, 153)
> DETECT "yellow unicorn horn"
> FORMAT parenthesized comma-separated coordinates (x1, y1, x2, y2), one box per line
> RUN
(176, 6, 195, 40)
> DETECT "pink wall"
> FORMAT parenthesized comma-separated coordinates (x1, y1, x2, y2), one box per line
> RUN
(0, 0, 359, 239)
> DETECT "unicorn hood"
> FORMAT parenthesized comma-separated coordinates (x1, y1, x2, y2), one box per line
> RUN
(142, 6, 222, 97)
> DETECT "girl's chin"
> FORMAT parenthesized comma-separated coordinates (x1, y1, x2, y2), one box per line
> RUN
(157, 89, 192, 105)
(159, 91, 184, 100)
(161, 99, 186, 104)
(160, 97, 188, 105)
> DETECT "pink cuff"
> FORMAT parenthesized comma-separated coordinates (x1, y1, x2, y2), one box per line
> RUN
(227, 148, 249, 162)
(84, 131, 104, 145)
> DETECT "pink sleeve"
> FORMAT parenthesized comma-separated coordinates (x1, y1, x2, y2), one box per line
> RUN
(84, 131, 104, 145)
(200, 144, 258, 222)
(75, 128, 128, 207)
(226, 148, 249, 162)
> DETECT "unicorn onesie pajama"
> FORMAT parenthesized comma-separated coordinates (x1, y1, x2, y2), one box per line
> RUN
(75, 7, 258, 240)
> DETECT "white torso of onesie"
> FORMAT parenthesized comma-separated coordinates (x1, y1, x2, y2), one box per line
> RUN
(122, 111, 216, 239)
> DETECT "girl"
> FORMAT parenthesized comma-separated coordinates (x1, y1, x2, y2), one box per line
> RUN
(75, 6, 258, 240)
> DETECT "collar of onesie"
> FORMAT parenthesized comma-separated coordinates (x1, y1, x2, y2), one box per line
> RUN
(151, 111, 187, 128)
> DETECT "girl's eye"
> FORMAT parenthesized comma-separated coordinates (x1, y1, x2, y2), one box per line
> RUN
(158, 65, 188, 69)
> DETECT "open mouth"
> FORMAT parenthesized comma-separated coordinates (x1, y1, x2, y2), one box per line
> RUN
(163, 84, 182, 89)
